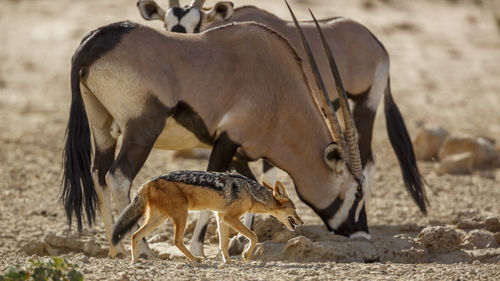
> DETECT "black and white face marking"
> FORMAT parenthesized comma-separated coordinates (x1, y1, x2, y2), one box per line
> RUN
(311, 166, 372, 239)
(164, 7, 202, 33)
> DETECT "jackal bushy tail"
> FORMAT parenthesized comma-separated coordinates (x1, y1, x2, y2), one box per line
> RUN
(111, 188, 147, 245)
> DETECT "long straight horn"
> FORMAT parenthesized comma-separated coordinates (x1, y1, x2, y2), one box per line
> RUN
(169, 0, 180, 8)
(191, 0, 205, 8)
(309, 10, 364, 181)
(284, 0, 348, 154)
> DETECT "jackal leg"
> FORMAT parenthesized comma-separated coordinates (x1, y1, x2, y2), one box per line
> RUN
(130, 208, 167, 263)
(216, 213, 231, 263)
(223, 215, 258, 261)
(172, 204, 201, 263)
(190, 132, 238, 257)
(227, 159, 261, 255)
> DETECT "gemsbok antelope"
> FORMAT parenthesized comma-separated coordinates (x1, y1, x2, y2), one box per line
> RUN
(137, 0, 428, 256)
(61, 1, 391, 259)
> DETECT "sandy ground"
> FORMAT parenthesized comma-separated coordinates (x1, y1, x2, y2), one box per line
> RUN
(1, 0, 500, 280)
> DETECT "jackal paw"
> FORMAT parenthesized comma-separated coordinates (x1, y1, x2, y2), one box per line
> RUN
(190, 257, 202, 263)
(228, 235, 249, 256)
(242, 250, 253, 261)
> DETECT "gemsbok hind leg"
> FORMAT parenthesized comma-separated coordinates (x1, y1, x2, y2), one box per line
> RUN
(189, 132, 238, 257)
(82, 88, 127, 258)
(106, 118, 166, 259)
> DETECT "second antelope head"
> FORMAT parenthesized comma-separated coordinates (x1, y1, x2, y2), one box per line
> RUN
(137, 0, 233, 33)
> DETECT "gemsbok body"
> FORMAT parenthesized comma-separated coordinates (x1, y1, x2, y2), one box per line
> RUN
(137, 0, 428, 256)
(62, 2, 387, 259)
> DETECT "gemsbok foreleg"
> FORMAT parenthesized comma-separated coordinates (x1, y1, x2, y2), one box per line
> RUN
(106, 119, 165, 259)
(189, 132, 238, 257)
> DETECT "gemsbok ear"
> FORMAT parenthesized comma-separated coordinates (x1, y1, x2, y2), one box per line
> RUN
(137, 0, 166, 21)
(273, 181, 289, 203)
(324, 142, 345, 175)
(262, 181, 274, 190)
(206, 1, 234, 23)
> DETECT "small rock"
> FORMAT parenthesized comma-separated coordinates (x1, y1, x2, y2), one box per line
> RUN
(84, 239, 106, 257)
(378, 264, 388, 271)
(455, 220, 481, 230)
(117, 272, 129, 281)
(413, 127, 448, 161)
(461, 229, 497, 249)
(481, 217, 500, 233)
(253, 216, 286, 241)
(272, 229, 298, 243)
(416, 226, 462, 253)
(472, 259, 481, 265)
(493, 233, 500, 245)
(18, 239, 47, 256)
(283, 236, 313, 258)
(439, 136, 498, 169)
(438, 152, 474, 174)
(175, 263, 184, 269)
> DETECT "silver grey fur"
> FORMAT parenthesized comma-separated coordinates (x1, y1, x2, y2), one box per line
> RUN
(154, 171, 274, 206)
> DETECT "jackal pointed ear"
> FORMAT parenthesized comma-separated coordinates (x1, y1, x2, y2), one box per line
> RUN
(262, 181, 273, 190)
(137, 0, 166, 21)
(205, 1, 234, 23)
(273, 181, 289, 203)
(324, 142, 345, 175)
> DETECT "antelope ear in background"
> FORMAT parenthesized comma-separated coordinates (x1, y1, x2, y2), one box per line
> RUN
(137, 0, 166, 21)
(206, 1, 234, 23)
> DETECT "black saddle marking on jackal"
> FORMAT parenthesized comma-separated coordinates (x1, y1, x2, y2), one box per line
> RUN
(154, 170, 273, 206)
(172, 101, 212, 145)
(63, 21, 138, 231)
(155, 170, 259, 192)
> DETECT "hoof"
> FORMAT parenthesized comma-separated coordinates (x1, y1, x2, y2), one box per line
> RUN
(228, 236, 248, 256)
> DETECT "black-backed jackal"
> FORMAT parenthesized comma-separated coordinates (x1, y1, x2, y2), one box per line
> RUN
(111, 171, 303, 263)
